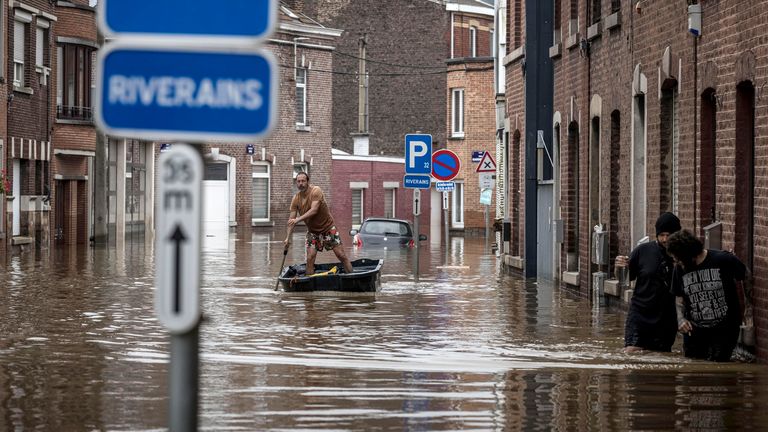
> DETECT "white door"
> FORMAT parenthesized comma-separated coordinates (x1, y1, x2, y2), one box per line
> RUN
(203, 163, 229, 248)
(12, 159, 20, 235)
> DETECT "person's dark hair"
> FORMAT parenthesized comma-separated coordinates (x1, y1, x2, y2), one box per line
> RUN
(295, 171, 309, 182)
(666, 229, 704, 269)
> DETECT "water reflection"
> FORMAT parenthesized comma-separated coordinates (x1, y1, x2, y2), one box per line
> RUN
(0, 231, 766, 430)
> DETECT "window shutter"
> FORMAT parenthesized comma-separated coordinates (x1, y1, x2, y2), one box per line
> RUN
(352, 189, 363, 225)
(14, 21, 24, 63)
(252, 177, 268, 219)
(384, 190, 394, 218)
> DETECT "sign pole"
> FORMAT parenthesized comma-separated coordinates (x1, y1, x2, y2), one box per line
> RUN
(485, 204, 490, 251)
(170, 324, 199, 431)
(156, 143, 203, 431)
(442, 191, 449, 255)
(413, 188, 421, 283)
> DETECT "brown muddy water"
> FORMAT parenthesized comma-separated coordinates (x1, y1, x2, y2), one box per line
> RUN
(1, 232, 766, 431)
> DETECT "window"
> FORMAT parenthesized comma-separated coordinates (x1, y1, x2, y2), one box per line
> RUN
(351, 189, 364, 229)
(451, 181, 465, 228)
(57, 44, 94, 120)
(451, 88, 465, 137)
(36, 19, 50, 85)
(13, 19, 27, 87)
(251, 162, 270, 221)
(295, 67, 307, 126)
(490, 29, 495, 57)
(469, 26, 477, 57)
(384, 188, 396, 218)
(591, 0, 602, 25)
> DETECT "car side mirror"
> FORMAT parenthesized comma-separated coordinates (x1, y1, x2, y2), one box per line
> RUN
(350, 229, 358, 236)
(419, 234, 427, 241)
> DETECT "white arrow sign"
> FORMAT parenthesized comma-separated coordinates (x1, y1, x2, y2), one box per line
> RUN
(155, 143, 202, 334)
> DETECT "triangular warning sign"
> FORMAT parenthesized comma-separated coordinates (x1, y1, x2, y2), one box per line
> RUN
(476, 151, 497, 172)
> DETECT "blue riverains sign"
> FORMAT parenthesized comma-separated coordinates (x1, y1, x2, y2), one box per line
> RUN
(95, 44, 277, 142)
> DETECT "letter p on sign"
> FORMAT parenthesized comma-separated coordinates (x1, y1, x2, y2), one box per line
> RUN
(404, 134, 432, 175)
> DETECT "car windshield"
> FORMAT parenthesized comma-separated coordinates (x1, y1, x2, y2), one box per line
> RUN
(361, 221, 411, 236)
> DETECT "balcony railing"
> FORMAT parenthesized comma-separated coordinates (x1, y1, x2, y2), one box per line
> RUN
(57, 105, 92, 121)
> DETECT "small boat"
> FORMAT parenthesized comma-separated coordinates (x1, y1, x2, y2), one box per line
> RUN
(278, 258, 383, 293)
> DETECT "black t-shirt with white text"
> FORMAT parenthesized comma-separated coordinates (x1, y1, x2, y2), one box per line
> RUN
(670, 249, 747, 328)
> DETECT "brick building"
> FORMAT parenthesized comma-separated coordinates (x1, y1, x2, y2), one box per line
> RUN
(501, 0, 768, 362)
(283, 0, 449, 157)
(1, 0, 96, 255)
(445, 0, 496, 234)
(0, 2, 8, 257)
(149, 6, 343, 244)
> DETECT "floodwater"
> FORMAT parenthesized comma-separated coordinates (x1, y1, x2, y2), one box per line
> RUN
(1, 232, 767, 431)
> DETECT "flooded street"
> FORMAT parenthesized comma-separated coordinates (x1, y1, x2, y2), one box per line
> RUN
(1, 233, 767, 431)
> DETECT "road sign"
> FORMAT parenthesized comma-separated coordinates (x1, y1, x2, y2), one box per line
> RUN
(405, 134, 432, 175)
(95, 43, 277, 143)
(99, 0, 277, 43)
(435, 181, 455, 192)
(479, 173, 495, 189)
(156, 144, 202, 334)
(431, 149, 461, 181)
(480, 188, 493, 205)
(472, 151, 484, 162)
(413, 189, 421, 216)
(404, 174, 431, 189)
(442, 192, 449, 210)
(476, 151, 497, 172)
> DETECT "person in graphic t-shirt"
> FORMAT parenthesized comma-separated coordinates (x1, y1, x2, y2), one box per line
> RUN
(667, 229, 751, 362)
(614, 212, 681, 352)
(284, 172, 353, 275)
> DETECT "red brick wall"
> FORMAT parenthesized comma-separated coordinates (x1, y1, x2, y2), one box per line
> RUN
(183, 35, 336, 233)
(290, 0, 449, 156)
(452, 15, 495, 59)
(508, 0, 768, 361)
(447, 59, 496, 231)
(330, 158, 423, 246)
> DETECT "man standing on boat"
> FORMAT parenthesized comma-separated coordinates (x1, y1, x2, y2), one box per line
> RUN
(284, 172, 354, 275)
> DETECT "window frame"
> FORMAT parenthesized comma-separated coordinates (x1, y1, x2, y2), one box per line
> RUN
(351, 188, 364, 230)
(451, 88, 465, 138)
(451, 181, 465, 229)
(35, 19, 50, 85)
(384, 187, 396, 219)
(56, 43, 94, 121)
(13, 19, 27, 88)
(251, 161, 271, 223)
(295, 67, 308, 127)
(469, 26, 477, 57)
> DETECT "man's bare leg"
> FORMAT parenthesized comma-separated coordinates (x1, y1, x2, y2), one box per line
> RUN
(306, 247, 318, 275)
(332, 245, 354, 273)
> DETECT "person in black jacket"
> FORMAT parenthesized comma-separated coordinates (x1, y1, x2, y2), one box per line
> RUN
(614, 212, 681, 352)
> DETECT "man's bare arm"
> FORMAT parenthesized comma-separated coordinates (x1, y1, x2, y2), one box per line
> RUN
(676, 296, 692, 335)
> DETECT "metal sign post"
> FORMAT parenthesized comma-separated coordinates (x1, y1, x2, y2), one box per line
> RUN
(442, 191, 449, 251)
(413, 188, 421, 283)
(156, 144, 203, 431)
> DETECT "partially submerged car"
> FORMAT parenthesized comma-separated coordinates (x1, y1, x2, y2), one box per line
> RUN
(350, 217, 427, 248)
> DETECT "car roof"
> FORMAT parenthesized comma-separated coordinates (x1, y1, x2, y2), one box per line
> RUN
(362, 217, 411, 225)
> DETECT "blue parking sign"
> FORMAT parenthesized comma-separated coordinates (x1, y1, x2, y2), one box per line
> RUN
(405, 134, 432, 175)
